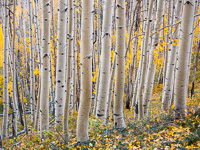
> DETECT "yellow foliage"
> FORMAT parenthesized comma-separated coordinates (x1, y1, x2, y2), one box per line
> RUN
(0, 25, 3, 69)
(34, 67, 40, 76)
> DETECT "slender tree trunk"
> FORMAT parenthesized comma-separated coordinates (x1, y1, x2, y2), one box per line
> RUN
(104, 56, 116, 125)
(72, 0, 77, 112)
(77, 0, 93, 142)
(174, 0, 195, 119)
(29, 0, 36, 125)
(34, 0, 42, 126)
(162, 0, 182, 111)
(191, 40, 200, 97)
(20, 82, 28, 134)
(136, 0, 153, 118)
(40, 0, 51, 137)
(162, 0, 172, 86)
(114, 0, 126, 129)
(63, 0, 73, 139)
(55, 0, 67, 125)
(11, 0, 17, 137)
(50, 0, 56, 115)
(143, 0, 164, 115)
(96, 0, 113, 120)
(93, 68, 100, 115)
(2, 0, 9, 139)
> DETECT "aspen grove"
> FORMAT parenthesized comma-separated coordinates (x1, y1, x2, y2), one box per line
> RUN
(1, 0, 200, 149)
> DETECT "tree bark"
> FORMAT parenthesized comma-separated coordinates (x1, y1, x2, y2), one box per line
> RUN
(96, 0, 113, 121)
(136, 0, 154, 118)
(28, 0, 36, 125)
(143, 0, 164, 115)
(2, 0, 9, 139)
(162, 0, 182, 112)
(114, 0, 126, 129)
(55, 0, 67, 125)
(77, 0, 93, 142)
(63, 0, 73, 139)
(174, 0, 195, 119)
(40, 0, 51, 138)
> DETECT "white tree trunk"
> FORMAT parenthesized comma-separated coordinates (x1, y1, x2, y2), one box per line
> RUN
(136, 0, 154, 119)
(114, 0, 126, 129)
(72, 0, 77, 112)
(55, 0, 67, 125)
(162, 0, 182, 111)
(29, 0, 36, 124)
(96, 0, 113, 120)
(104, 56, 116, 125)
(143, 0, 164, 115)
(2, 0, 9, 139)
(40, 0, 51, 137)
(77, 0, 93, 142)
(63, 0, 73, 139)
(174, 0, 195, 119)
(11, 0, 17, 136)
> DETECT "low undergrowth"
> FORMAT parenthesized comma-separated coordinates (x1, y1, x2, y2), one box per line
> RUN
(3, 84, 200, 149)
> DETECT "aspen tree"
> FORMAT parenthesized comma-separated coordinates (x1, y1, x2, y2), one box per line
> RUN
(21, 0, 28, 134)
(185, 1, 198, 96)
(10, 0, 18, 137)
(162, 0, 172, 86)
(96, 0, 113, 120)
(77, 0, 93, 142)
(64, 0, 73, 139)
(34, 0, 42, 130)
(174, 0, 195, 119)
(34, 0, 42, 129)
(162, 0, 182, 111)
(20, 82, 28, 134)
(114, 0, 126, 129)
(143, 0, 164, 115)
(50, 0, 56, 114)
(72, 0, 77, 111)
(93, 69, 100, 115)
(55, 0, 67, 125)
(191, 41, 200, 97)
(131, 3, 141, 108)
(40, 0, 51, 137)
(29, 0, 36, 124)
(104, 56, 116, 125)
(22, 0, 28, 78)
(2, 0, 9, 139)
(135, 0, 154, 119)
(125, 1, 138, 109)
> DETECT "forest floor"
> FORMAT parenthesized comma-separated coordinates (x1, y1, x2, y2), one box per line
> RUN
(2, 81, 200, 149)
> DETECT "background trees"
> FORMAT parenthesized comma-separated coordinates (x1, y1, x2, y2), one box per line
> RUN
(0, 0, 200, 148)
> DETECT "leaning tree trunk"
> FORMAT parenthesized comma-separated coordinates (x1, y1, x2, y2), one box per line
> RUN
(96, 0, 113, 121)
(40, 0, 51, 138)
(174, 0, 195, 119)
(143, 0, 164, 115)
(77, 0, 93, 142)
(162, 0, 182, 112)
(2, 0, 9, 139)
(114, 0, 126, 129)
(55, 0, 67, 125)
